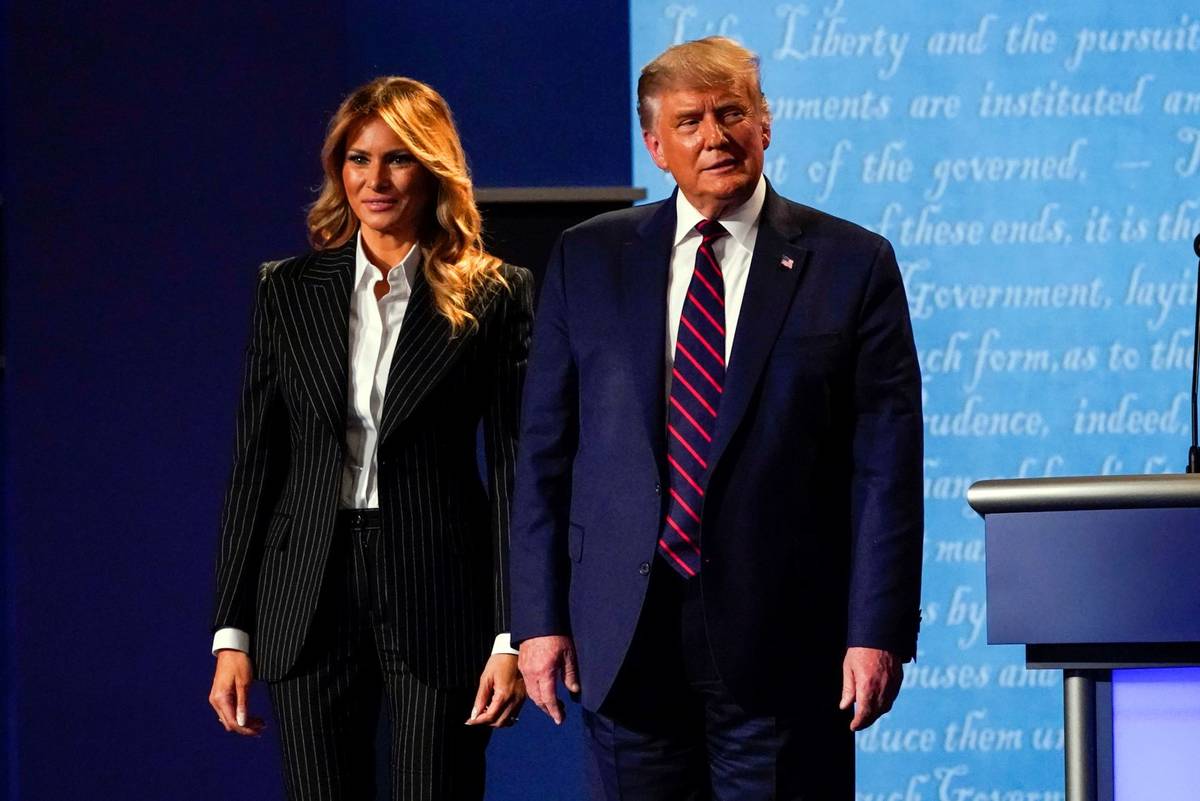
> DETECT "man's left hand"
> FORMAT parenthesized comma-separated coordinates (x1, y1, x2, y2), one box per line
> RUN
(839, 646, 903, 731)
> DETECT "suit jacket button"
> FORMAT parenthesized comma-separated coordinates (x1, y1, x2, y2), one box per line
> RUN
(638, 561, 650, 576)
(654, 482, 661, 496)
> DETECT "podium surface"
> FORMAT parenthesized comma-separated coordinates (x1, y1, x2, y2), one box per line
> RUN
(968, 474, 1200, 801)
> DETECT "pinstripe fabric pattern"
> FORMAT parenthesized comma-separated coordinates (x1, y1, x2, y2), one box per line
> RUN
(213, 238, 534, 688)
(270, 514, 489, 801)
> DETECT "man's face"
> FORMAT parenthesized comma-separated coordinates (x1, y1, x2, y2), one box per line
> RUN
(642, 82, 770, 218)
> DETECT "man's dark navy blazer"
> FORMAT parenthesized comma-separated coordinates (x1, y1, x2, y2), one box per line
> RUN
(510, 182, 923, 714)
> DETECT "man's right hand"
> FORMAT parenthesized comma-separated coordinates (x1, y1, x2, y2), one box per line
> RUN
(517, 635, 580, 725)
(209, 650, 266, 736)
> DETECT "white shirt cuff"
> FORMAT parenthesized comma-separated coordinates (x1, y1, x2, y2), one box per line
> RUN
(214, 628, 511, 656)
(491, 632, 518, 656)
(213, 627, 250, 655)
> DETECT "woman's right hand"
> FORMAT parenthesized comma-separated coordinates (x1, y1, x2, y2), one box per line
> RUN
(209, 650, 266, 736)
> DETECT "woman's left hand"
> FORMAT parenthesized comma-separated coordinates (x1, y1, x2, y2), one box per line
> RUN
(466, 653, 526, 727)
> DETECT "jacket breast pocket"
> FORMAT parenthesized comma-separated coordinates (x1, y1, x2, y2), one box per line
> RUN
(768, 331, 846, 374)
(773, 330, 843, 350)
(568, 523, 584, 563)
(265, 512, 292, 552)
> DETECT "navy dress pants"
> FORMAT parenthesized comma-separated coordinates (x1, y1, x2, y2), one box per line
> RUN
(583, 561, 853, 801)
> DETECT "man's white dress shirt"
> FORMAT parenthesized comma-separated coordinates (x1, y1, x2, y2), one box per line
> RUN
(666, 174, 766, 388)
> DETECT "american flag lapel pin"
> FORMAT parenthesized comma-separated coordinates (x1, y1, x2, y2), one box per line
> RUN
(780, 255, 794, 270)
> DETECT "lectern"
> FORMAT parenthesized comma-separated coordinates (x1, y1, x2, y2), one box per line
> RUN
(967, 474, 1200, 801)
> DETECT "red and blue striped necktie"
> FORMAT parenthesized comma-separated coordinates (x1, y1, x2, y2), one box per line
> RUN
(659, 218, 728, 577)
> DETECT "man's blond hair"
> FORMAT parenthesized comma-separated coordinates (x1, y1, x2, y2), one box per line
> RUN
(636, 36, 770, 131)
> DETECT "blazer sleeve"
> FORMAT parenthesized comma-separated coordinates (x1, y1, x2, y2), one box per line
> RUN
(509, 235, 578, 645)
(212, 264, 289, 635)
(845, 237, 925, 660)
(482, 265, 535, 636)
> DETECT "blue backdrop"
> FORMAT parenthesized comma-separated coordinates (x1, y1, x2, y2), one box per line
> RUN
(631, 2, 1200, 798)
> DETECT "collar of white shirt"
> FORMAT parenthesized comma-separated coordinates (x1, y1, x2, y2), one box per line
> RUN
(672, 174, 767, 254)
(354, 231, 422, 292)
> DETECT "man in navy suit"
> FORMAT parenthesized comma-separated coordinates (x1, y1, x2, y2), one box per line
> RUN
(512, 36, 923, 799)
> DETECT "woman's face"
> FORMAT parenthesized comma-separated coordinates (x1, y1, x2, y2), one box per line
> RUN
(341, 116, 435, 240)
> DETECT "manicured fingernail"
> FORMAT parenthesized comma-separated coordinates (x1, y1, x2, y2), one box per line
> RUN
(469, 707, 478, 721)
(237, 711, 246, 727)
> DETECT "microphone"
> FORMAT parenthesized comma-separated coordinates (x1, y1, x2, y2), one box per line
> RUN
(1189, 234, 1200, 472)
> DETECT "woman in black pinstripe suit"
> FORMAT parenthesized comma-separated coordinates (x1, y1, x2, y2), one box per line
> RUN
(208, 76, 531, 800)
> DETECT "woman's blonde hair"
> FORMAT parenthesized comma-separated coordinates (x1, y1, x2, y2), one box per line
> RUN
(307, 76, 504, 332)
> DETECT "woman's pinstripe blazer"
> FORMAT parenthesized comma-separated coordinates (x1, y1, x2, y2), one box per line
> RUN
(212, 239, 534, 687)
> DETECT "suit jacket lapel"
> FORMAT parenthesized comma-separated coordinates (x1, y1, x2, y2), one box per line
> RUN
(290, 241, 354, 441)
(707, 187, 810, 477)
(621, 197, 676, 473)
(378, 263, 483, 442)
